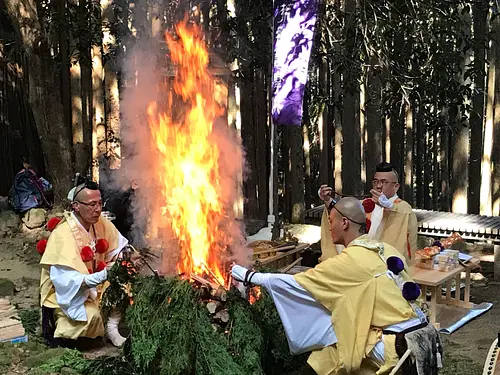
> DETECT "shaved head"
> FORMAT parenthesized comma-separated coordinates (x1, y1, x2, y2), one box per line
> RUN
(328, 197, 367, 246)
(333, 197, 366, 225)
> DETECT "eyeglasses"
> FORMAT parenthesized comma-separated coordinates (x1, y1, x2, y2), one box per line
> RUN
(76, 200, 103, 209)
(73, 179, 99, 202)
(372, 179, 398, 186)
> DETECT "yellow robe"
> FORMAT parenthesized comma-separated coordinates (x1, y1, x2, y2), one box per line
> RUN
(294, 236, 416, 375)
(319, 199, 418, 263)
(40, 212, 122, 340)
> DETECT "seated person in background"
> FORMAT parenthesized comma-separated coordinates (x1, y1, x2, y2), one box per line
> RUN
(40, 180, 129, 347)
(232, 198, 441, 375)
(318, 162, 417, 263)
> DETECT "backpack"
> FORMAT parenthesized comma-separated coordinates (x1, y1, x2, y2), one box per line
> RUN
(9, 169, 51, 213)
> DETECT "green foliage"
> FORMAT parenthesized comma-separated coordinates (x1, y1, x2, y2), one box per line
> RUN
(79, 275, 306, 375)
(100, 254, 137, 319)
(18, 308, 40, 335)
(39, 348, 88, 373)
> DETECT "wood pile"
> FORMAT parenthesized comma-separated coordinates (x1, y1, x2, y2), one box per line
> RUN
(190, 276, 230, 333)
(0, 299, 26, 343)
(248, 240, 310, 270)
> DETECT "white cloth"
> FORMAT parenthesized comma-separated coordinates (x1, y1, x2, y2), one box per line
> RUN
(232, 265, 422, 361)
(368, 194, 398, 238)
(50, 265, 89, 321)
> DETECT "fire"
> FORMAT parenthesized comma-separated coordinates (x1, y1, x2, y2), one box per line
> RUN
(248, 286, 262, 305)
(148, 20, 229, 287)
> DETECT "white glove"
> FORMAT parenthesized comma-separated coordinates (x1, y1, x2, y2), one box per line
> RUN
(84, 269, 107, 288)
(378, 194, 394, 209)
(231, 265, 265, 286)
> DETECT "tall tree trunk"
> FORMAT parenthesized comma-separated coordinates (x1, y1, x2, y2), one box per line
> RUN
(451, 5, 471, 214)
(5, 0, 73, 200)
(57, 0, 72, 153)
(92, 1, 105, 182)
(240, 69, 259, 219)
(492, 13, 500, 216)
(365, 61, 383, 192)
(80, 0, 93, 176)
(282, 125, 305, 224)
(432, 128, 439, 211)
(480, 28, 496, 216)
(319, 53, 333, 189)
(404, 104, 414, 205)
(102, 0, 121, 169)
(254, 69, 269, 221)
(440, 125, 450, 211)
(469, 1, 488, 214)
(341, 0, 361, 195)
(415, 105, 425, 208)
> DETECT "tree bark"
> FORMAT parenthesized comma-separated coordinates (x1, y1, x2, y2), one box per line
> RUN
(341, 0, 361, 196)
(102, 0, 121, 169)
(80, 0, 93, 176)
(365, 61, 383, 192)
(289, 125, 305, 224)
(254, 68, 269, 221)
(468, 1, 488, 214)
(492, 13, 500, 216)
(5, 0, 73, 200)
(92, 1, 105, 182)
(57, 0, 72, 153)
(480, 25, 496, 216)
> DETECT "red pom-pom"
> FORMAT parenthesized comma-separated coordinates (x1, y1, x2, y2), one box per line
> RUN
(36, 239, 48, 255)
(88, 268, 93, 274)
(365, 218, 372, 233)
(95, 239, 109, 254)
(95, 261, 107, 272)
(81, 246, 94, 262)
(362, 198, 376, 214)
(46, 217, 62, 232)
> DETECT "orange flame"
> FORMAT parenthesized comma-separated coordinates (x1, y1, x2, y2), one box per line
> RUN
(147, 20, 228, 287)
(248, 286, 262, 305)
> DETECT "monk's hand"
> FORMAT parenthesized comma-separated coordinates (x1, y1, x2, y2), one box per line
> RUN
(318, 185, 333, 203)
(106, 261, 115, 271)
(370, 189, 393, 209)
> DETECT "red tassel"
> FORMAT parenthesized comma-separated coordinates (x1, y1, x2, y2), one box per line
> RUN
(46, 217, 62, 232)
(362, 198, 375, 214)
(365, 218, 372, 233)
(36, 239, 48, 255)
(95, 238, 109, 254)
(81, 246, 94, 262)
(95, 261, 107, 272)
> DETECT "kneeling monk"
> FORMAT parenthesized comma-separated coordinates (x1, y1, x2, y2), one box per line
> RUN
(40, 181, 128, 346)
(232, 198, 442, 375)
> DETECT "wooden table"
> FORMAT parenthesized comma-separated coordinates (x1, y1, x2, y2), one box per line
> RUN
(409, 258, 481, 325)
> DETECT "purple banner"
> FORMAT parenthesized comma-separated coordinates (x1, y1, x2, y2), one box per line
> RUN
(272, 0, 318, 126)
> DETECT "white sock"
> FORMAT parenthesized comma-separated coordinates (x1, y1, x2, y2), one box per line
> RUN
(106, 310, 127, 347)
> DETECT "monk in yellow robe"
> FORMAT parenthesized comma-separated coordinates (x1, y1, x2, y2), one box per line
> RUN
(319, 162, 417, 263)
(232, 198, 439, 375)
(40, 182, 129, 346)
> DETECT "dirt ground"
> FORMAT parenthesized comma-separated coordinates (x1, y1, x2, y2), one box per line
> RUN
(0, 220, 497, 374)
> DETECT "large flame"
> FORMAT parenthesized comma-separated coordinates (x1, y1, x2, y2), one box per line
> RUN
(147, 20, 228, 287)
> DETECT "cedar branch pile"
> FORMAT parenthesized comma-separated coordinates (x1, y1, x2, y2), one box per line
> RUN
(73, 260, 309, 375)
